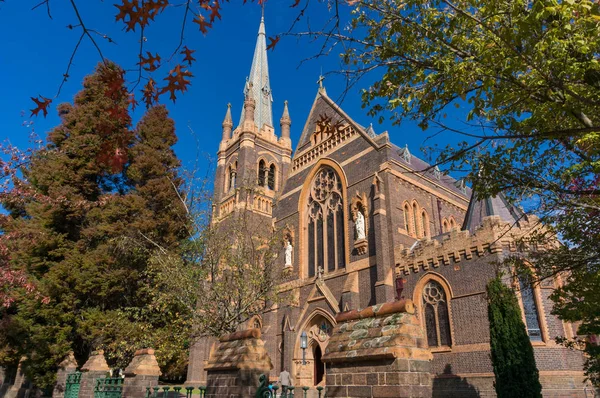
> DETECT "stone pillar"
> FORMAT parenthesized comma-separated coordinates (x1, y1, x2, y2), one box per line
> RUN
(323, 299, 432, 398)
(205, 328, 273, 398)
(79, 351, 109, 398)
(371, 172, 395, 303)
(52, 352, 78, 398)
(122, 348, 161, 398)
(5, 357, 27, 398)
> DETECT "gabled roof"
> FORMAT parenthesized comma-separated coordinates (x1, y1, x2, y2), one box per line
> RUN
(294, 89, 471, 198)
(462, 191, 526, 232)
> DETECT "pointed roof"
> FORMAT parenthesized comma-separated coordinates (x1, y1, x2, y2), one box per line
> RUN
(293, 88, 472, 198)
(223, 103, 233, 126)
(281, 100, 290, 120)
(238, 16, 273, 129)
(462, 191, 526, 232)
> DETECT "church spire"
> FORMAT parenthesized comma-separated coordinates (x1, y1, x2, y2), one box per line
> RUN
(239, 15, 273, 130)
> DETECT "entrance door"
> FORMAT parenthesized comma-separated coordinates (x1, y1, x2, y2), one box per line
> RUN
(313, 345, 325, 385)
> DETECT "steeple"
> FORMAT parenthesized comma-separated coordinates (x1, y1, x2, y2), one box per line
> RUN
(239, 16, 273, 130)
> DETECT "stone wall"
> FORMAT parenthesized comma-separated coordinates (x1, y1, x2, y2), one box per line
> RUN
(204, 328, 272, 398)
(323, 300, 432, 398)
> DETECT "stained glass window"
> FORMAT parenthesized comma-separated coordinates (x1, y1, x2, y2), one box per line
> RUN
(422, 280, 452, 347)
(519, 278, 543, 341)
(307, 167, 346, 276)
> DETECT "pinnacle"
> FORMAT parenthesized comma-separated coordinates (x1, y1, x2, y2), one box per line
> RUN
(281, 100, 290, 120)
(223, 103, 233, 126)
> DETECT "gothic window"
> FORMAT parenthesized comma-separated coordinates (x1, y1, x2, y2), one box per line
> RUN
(413, 201, 421, 238)
(268, 164, 276, 190)
(421, 210, 430, 238)
(258, 160, 266, 187)
(227, 162, 237, 192)
(449, 217, 457, 230)
(519, 277, 543, 341)
(422, 280, 452, 347)
(442, 219, 449, 233)
(403, 203, 412, 235)
(307, 167, 346, 277)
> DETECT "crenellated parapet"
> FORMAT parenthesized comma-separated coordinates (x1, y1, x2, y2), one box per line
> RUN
(396, 215, 543, 275)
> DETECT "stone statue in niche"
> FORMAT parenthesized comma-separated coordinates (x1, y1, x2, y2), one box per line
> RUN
(351, 192, 369, 255)
(284, 239, 293, 268)
(355, 209, 366, 240)
(282, 225, 295, 269)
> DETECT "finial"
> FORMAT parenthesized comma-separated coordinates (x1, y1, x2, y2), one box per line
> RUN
(317, 74, 325, 89)
(282, 100, 290, 118)
(223, 103, 233, 124)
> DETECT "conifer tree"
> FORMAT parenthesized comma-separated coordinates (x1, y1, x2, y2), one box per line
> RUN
(0, 66, 189, 386)
(487, 277, 542, 398)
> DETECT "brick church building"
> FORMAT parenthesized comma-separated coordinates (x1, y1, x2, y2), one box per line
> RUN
(186, 16, 589, 397)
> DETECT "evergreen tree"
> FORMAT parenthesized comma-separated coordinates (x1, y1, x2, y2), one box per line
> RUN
(0, 65, 189, 386)
(487, 277, 542, 398)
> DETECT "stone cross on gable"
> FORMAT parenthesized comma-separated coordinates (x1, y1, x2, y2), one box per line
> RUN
(317, 74, 325, 89)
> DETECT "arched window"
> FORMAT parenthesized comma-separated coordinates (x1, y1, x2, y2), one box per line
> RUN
(421, 210, 430, 238)
(449, 217, 456, 230)
(422, 280, 452, 347)
(258, 159, 266, 187)
(442, 219, 449, 233)
(307, 167, 346, 277)
(519, 277, 543, 341)
(268, 164, 276, 190)
(403, 203, 412, 235)
(227, 162, 237, 192)
(413, 201, 421, 237)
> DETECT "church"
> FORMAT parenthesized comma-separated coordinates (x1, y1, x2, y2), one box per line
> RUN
(186, 16, 589, 397)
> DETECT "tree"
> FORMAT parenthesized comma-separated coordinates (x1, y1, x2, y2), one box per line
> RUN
(327, 0, 600, 382)
(487, 276, 542, 398)
(147, 187, 287, 340)
(0, 64, 191, 386)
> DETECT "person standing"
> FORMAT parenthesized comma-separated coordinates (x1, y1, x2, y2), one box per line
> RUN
(279, 368, 292, 395)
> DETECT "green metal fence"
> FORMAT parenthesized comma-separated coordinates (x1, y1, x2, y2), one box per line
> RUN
(64, 372, 82, 398)
(94, 377, 124, 398)
(145, 386, 206, 397)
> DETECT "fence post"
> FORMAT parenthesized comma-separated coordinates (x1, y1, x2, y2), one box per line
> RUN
(52, 352, 78, 397)
(122, 348, 161, 398)
(79, 350, 110, 398)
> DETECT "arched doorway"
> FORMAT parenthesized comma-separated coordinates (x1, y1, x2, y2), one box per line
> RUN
(293, 311, 335, 388)
(313, 345, 325, 385)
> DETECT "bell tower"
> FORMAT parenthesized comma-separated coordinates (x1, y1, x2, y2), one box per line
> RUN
(213, 15, 293, 221)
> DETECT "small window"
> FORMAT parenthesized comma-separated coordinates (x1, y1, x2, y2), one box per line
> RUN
(421, 210, 430, 238)
(404, 203, 411, 233)
(268, 164, 276, 190)
(258, 160, 266, 187)
(413, 202, 420, 237)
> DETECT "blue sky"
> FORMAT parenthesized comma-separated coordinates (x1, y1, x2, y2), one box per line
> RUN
(0, 1, 450, 181)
